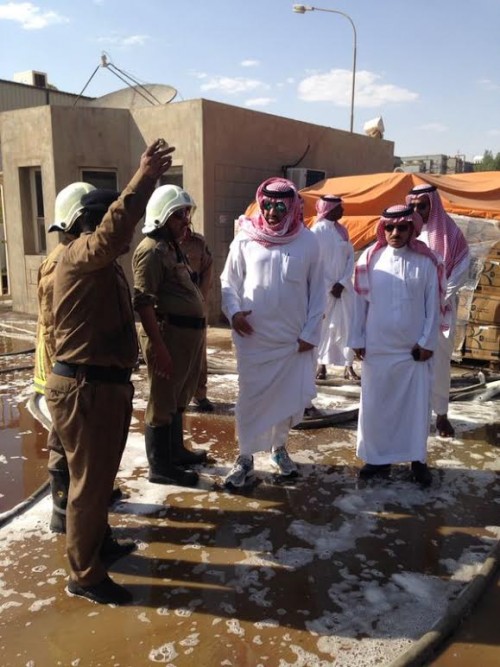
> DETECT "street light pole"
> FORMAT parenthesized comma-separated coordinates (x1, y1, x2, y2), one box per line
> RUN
(292, 4, 357, 133)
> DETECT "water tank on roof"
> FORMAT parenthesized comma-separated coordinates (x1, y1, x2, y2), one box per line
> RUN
(13, 70, 48, 88)
(364, 116, 385, 139)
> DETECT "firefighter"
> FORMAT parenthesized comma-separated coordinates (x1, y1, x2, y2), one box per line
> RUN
(34, 181, 95, 533)
(133, 185, 209, 488)
(45, 139, 175, 605)
(180, 222, 215, 412)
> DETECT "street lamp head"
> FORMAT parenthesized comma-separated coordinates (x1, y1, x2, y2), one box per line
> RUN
(292, 5, 310, 13)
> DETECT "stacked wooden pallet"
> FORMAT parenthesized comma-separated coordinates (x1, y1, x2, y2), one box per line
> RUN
(463, 241, 500, 363)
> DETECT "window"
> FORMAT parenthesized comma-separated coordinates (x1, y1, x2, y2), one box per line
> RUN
(19, 167, 46, 254)
(81, 170, 118, 190)
(0, 184, 8, 295)
(33, 170, 45, 252)
(159, 166, 183, 188)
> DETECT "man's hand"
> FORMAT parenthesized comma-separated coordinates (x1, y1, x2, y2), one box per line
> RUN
(232, 311, 254, 336)
(151, 340, 173, 378)
(297, 338, 314, 353)
(353, 348, 365, 360)
(140, 139, 175, 180)
(411, 344, 433, 362)
(331, 283, 344, 299)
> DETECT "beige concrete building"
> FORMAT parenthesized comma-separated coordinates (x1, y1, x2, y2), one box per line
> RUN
(0, 95, 394, 322)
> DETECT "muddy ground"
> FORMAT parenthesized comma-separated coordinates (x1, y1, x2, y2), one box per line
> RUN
(0, 312, 499, 667)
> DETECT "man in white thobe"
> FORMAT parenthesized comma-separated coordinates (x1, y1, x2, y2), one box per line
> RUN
(310, 194, 358, 382)
(407, 184, 470, 438)
(221, 177, 325, 488)
(349, 204, 441, 486)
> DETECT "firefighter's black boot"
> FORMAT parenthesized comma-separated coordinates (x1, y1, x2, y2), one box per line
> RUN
(171, 412, 207, 466)
(145, 424, 199, 487)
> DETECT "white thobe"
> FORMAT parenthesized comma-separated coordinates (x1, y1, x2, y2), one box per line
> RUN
(419, 229, 471, 414)
(349, 246, 440, 464)
(310, 218, 355, 366)
(220, 227, 325, 454)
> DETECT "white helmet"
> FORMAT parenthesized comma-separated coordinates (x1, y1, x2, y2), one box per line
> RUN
(142, 185, 195, 234)
(49, 182, 96, 232)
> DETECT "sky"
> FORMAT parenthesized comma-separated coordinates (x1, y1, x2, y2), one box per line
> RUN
(0, 0, 500, 162)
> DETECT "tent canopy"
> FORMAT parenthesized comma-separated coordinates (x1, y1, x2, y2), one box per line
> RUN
(246, 172, 500, 250)
(301, 171, 500, 250)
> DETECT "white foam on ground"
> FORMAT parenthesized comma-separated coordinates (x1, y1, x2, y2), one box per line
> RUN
(0, 352, 498, 666)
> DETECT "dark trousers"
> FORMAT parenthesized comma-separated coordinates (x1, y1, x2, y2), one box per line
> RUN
(47, 424, 67, 472)
(45, 373, 133, 586)
(34, 393, 68, 472)
(139, 322, 204, 426)
(194, 331, 208, 401)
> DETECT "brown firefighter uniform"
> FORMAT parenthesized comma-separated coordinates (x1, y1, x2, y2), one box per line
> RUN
(34, 237, 77, 533)
(180, 230, 213, 401)
(34, 240, 72, 396)
(45, 169, 155, 588)
(34, 239, 73, 471)
(132, 236, 205, 425)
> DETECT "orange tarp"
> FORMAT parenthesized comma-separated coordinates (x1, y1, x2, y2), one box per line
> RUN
(246, 172, 500, 250)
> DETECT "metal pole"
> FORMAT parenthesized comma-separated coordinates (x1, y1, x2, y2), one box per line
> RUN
(293, 5, 357, 132)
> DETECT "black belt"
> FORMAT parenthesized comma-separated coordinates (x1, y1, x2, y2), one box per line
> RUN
(165, 314, 206, 330)
(53, 361, 132, 384)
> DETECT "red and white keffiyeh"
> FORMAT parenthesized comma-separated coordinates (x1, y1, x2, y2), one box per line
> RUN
(315, 194, 349, 241)
(238, 177, 304, 247)
(354, 204, 449, 329)
(406, 184, 469, 279)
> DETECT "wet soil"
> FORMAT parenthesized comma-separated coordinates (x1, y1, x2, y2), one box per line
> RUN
(0, 318, 499, 666)
(429, 570, 500, 666)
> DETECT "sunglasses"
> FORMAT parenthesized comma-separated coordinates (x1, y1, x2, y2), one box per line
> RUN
(263, 201, 287, 214)
(384, 223, 410, 233)
(413, 202, 429, 211)
(172, 207, 191, 219)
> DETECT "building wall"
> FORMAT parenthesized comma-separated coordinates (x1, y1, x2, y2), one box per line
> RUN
(0, 78, 88, 114)
(0, 99, 394, 320)
(399, 153, 473, 175)
(199, 99, 394, 319)
(134, 99, 394, 319)
(130, 101, 205, 289)
(1, 105, 134, 313)
(49, 105, 134, 284)
(1, 106, 55, 312)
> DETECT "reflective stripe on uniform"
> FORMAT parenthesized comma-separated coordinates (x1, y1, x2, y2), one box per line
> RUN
(34, 337, 48, 395)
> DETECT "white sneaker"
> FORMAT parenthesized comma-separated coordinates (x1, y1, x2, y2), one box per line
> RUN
(224, 455, 254, 488)
(270, 447, 298, 476)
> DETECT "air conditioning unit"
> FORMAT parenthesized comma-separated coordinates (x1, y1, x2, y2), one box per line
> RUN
(286, 167, 327, 190)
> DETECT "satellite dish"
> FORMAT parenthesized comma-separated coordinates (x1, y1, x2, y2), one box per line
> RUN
(85, 83, 177, 109)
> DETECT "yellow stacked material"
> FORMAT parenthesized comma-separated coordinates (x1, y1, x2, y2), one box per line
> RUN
(477, 260, 500, 290)
(463, 245, 500, 362)
(464, 324, 500, 361)
(487, 240, 500, 260)
(468, 293, 500, 325)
